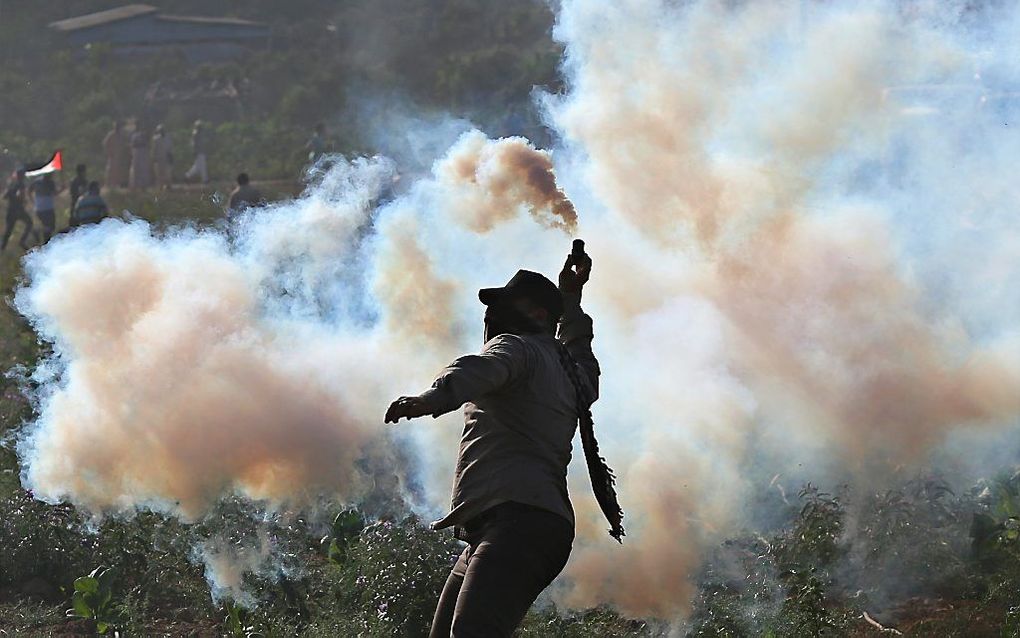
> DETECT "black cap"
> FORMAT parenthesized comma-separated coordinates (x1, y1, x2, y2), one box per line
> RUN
(479, 270, 563, 320)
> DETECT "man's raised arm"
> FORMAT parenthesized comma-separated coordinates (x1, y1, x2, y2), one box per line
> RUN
(557, 248, 600, 402)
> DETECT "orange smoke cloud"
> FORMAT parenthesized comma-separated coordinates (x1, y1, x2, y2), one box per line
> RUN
(436, 130, 577, 233)
(18, 227, 378, 517)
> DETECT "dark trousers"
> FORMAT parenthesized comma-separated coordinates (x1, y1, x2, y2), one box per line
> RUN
(429, 502, 573, 638)
(2, 207, 32, 250)
(36, 209, 55, 242)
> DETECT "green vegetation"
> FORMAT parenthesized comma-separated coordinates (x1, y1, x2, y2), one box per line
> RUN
(0, 0, 560, 182)
(69, 567, 121, 634)
(684, 477, 1020, 638)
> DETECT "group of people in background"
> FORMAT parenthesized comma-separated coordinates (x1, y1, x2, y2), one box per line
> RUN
(1, 162, 257, 253)
(2, 164, 108, 252)
(1, 119, 332, 253)
(103, 119, 211, 191)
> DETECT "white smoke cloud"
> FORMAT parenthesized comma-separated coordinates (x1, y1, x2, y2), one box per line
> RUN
(195, 527, 274, 608)
(12, 0, 1020, 622)
(542, 0, 1020, 619)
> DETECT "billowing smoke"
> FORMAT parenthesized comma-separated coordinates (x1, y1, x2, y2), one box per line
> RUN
(544, 0, 1020, 618)
(13, 0, 1020, 623)
(195, 528, 274, 607)
(17, 159, 399, 518)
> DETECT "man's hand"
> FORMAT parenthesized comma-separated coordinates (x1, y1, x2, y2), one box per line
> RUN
(384, 395, 432, 423)
(558, 251, 592, 294)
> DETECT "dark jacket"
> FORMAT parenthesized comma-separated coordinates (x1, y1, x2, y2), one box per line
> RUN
(72, 194, 108, 225)
(421, 292, 599, 531)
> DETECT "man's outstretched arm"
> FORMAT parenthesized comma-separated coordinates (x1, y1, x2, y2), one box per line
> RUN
(384, 335, 528, 423)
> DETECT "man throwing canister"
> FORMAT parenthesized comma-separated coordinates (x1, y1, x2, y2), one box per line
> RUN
(385, 241, 623, 638)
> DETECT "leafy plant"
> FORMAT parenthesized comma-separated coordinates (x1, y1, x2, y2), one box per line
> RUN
(324, 509, 364, 565)
(686, 583, 752, 637)
(687, 484, 850, 638)
(330, 515, 462, 637)
(971, 471, 1020, 568)
(774, 568, 844, 637)
(783, 485, 845, 570)
(67, 566, 121, 634)
(223, 599, 263, 638)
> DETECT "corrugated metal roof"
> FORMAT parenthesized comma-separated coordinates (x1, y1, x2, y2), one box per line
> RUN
(157, 14, 266, 28)
(49, 4, 158, 32)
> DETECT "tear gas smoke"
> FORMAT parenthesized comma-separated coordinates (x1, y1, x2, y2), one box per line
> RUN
(436, 130, 578, 232)
(196, 527, 274, 607)
(13, 0, 1020, 622)
(544, 0, 1020, 618)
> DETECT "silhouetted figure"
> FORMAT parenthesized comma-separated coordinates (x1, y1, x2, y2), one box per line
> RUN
(69, 164, 88, 213)
(71, 181, 108, 227)
(129, 125, 152, 190)
(30, 172, 58, 242)
(185, 120, 210, 183)
(385, 245, 622, 637)
(151, 124, 174, 190)
(2, 169, 32, 251)
(306, 122, 327, 164)
(226, 172, 262, 218)
(103, 121, 128, 188)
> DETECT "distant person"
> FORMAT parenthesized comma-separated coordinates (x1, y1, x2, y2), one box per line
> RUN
(306, 123, 327, 164)
(29, 172, 58, 242)
(71, 181, 108, 227)
(129, 124, 152, 190)
(2, 169, 32, 251)
(151, 124, 174, 190)
(103, 121, 128, 188)
(185, 120, 210, 183)
(227, 173, 263, 218)
(69, 163, 88, 212)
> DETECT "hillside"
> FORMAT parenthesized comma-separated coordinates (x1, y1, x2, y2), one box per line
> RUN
(0, 0, 561, 181)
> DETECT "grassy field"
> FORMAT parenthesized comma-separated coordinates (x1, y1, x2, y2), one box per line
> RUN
(1, 186, 1020, 636)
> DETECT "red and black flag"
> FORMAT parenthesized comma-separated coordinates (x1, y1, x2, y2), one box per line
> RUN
(24, 150, 63, 178)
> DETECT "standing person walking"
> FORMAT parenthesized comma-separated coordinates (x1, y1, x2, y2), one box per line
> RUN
(385, 241, 623, 637)
(151, 124, 174, 190)
(2, 169, 33, 251)
(103, 121, 128, 189)
(69, 163, 88, 213)
(184, 120, 210, 183)
(129, 123, 152, 191)
(29, 172, 58, 243)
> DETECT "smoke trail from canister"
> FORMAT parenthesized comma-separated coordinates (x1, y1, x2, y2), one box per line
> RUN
(435, 130, 578, 232)
(12, 0, 1020, 623)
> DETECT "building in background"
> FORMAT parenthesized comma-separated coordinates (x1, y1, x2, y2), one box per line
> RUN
(49, 4, 270, 64)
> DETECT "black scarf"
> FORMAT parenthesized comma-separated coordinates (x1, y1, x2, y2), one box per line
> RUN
(557, 343, 625, 543)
